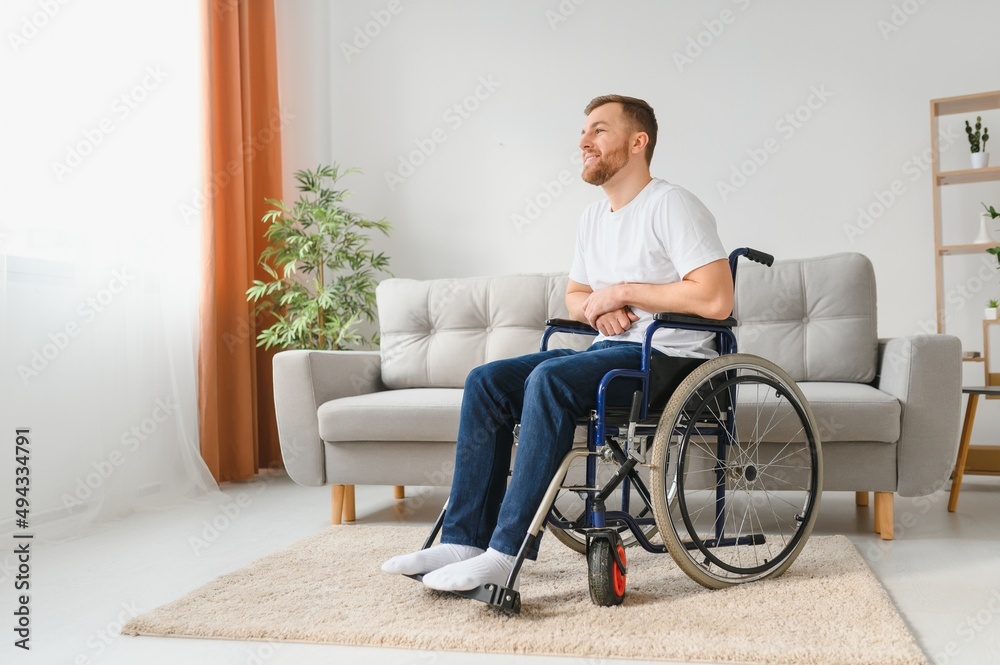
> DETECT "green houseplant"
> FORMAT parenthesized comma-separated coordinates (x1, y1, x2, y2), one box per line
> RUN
(987, 299, 999, 320)
(246, 164, 391, 350)
(985, 204, 1000, 265)
(986, 245, 1000, 269)
(966, 116, 990, 168)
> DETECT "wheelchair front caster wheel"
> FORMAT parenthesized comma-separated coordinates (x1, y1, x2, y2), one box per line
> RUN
(587, 532, 627, 606)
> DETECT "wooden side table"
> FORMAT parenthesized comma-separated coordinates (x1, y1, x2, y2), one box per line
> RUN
(948, 386, 1000, 511)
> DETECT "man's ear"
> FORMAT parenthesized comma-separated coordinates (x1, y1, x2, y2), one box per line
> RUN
(631, 132, 649, 155)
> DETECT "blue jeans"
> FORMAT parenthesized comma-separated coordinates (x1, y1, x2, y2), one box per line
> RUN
(440, 341, 652, 558)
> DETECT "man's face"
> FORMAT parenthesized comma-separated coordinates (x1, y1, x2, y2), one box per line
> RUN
(579, 103, 633, 186)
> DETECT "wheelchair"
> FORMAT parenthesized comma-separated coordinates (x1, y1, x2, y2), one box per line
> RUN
(409, 248, 823, 612)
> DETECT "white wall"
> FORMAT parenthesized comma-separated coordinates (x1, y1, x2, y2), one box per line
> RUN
(275, 1, 1000, 432)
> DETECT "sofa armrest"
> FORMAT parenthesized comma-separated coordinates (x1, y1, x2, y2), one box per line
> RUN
(875, 335, 961, 497)
(272, 350, 383, 486)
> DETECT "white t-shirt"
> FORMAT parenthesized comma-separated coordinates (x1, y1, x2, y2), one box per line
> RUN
(568, 178, 727, 358)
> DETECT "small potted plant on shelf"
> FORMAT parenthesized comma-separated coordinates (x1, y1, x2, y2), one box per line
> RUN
(966, 116, 990, 168)
(975, 202, 998, 244)
(986, 299, 999, 320)
(982, 203, 1000, 247)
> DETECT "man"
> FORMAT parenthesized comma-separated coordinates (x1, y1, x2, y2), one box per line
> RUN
(382, 94, 733, 593)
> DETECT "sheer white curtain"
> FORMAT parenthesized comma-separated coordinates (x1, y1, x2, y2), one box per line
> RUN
(0, 0, 218, 535)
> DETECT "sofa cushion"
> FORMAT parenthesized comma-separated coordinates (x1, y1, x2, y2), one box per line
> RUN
(734, 253, 878, 383)
(319, 381, 899, 446)
(377, 273, 590, 389)
(736, 382, 900, 443)
(319, 388, 464, 443)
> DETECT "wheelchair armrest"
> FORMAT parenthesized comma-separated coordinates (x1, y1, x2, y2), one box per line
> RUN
(545, 318, 599, 334)
(653, 312, 738, 329)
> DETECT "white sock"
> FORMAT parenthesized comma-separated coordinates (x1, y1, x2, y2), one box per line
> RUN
(421, 548, 519, 592)
(381, 543, 484, 576)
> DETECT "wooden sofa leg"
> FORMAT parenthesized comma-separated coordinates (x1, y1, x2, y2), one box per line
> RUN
(331, 485, 357, 524)
(331, 485, 345, 525)
(874, 491, 894, 540)
(394, 485, 405, 499)
(856, 491, 869, 507)
(343, 485, 356, 522)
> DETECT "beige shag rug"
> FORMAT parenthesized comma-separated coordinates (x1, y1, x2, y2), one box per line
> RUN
(123, 526, 928, 665)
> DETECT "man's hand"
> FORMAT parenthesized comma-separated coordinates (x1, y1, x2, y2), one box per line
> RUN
(593, 307, 640, 336)
(575, 284, 639, 334)
(582, 284, 626, 326)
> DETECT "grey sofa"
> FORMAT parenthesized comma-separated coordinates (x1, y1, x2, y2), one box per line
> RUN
(273, 253, 962, 539)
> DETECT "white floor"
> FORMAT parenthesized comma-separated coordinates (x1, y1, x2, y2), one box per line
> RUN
(4, 472, 1000, 665)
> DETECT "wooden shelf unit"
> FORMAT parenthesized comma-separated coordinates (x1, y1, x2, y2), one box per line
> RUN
(931, 91, 1000, 335)
(932, 92, 1000, 474)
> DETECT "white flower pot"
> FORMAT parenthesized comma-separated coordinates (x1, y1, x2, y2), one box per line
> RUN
(971, 152, 990, 169)
(975, 212, 994, 244)
(986, 307, 998, 320)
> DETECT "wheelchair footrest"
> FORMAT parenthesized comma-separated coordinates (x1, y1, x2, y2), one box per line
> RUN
(403, 574, 522, 613)
(467, 583, 521, 613)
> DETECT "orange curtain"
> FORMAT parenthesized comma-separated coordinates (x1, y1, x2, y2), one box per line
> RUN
(199, 0, 284, 482)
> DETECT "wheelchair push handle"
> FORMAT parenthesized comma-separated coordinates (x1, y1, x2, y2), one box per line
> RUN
(742, 247, 774, 267)
(727, 247, 774, 279)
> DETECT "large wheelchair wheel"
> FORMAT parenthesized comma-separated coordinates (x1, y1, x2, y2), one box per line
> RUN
(649, 354, 822, 588)
(547, 438, 660, 553)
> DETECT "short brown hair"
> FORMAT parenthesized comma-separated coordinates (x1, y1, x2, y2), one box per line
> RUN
(584, 95, 657, 165)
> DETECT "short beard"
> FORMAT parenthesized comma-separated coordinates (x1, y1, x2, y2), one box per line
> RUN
(581, 140, 630, 186)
